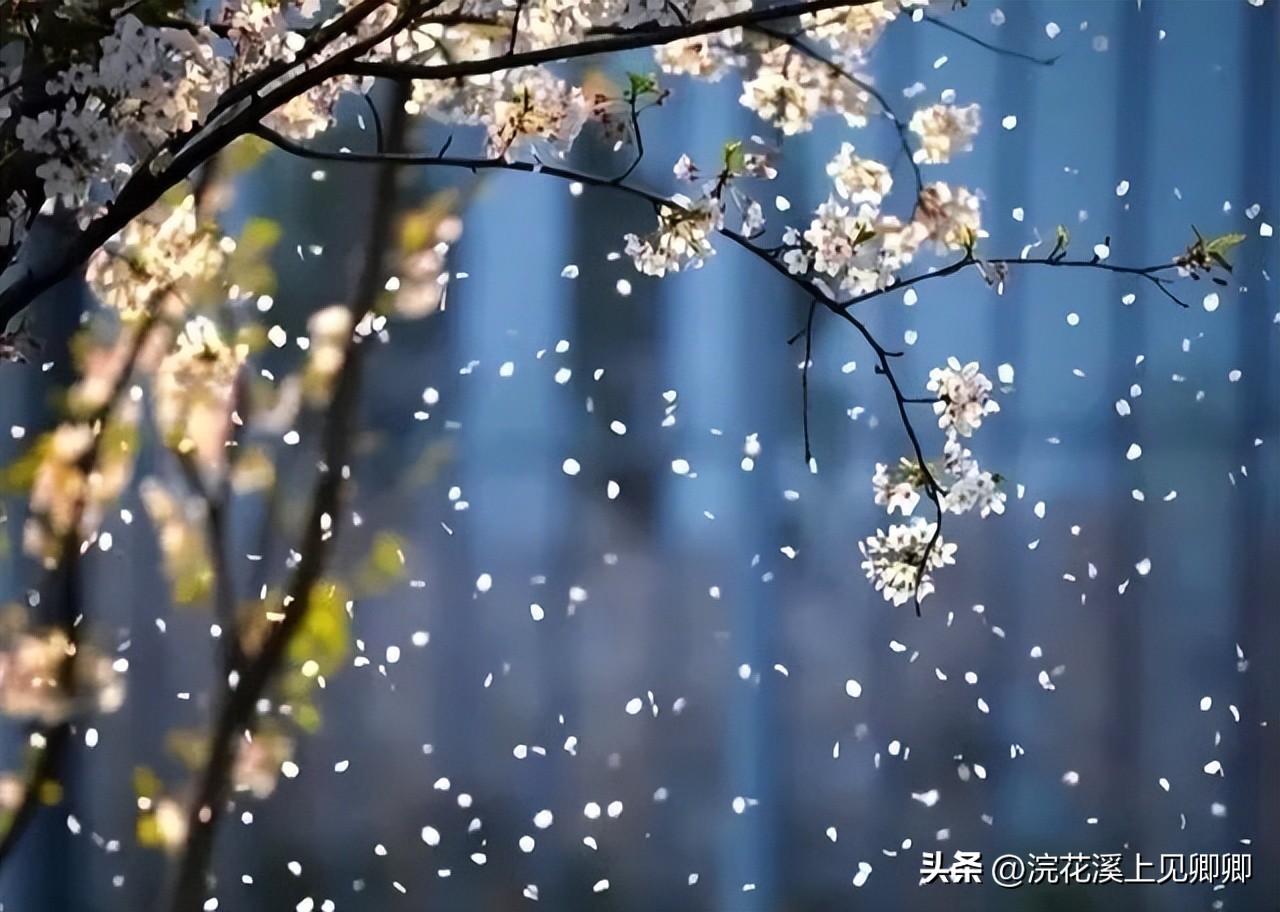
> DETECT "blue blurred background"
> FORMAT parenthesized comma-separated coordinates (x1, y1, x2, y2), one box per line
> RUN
(1, 0, 1278, 909)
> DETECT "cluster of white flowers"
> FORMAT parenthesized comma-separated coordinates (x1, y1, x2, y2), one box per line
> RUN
(625, 196, 723, 276)
(917, 181, 983, 251)
(782, 202, 925, 298)
(858, 519, 957, 608)
(779, 132, 982, 299)
(222, 0, 392, 141)
(802, 0, 928, 60)
(85, 196, 226, 321)
(941, 435, 1005, 518)
(412, 63, 653, 164)
(16, 16, 228, 219)
(649, 0, 927, 136)
(24, 413, 137, 565)
(625, 148, 773, 275)
(22, 190, 250, 564)
(826, 142, 893, 207)
(0, 628, 125, 724)
(872, 458, 925, 516)
(862, 358, 1004, 606)
(738, 43, 871, 135)
(154, 316, 246, 467)
(927, 357, 1000, 437)
(909, 103, 982, 164)
(486, 71, 590, 162)
(4, 1, 394, 257)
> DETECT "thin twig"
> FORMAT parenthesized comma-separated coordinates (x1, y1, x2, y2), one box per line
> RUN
(801, 300, 817, 465)
(835, 254, 1185, 314)
(611, 88, 665, 184)
(923, 14, 1060, 67)
(362, 94, 385, 155)
(507, 0, 526, 55)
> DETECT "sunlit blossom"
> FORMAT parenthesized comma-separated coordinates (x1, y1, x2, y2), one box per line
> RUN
(859, 520, 957, 607)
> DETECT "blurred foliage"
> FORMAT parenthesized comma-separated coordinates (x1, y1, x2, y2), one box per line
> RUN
(354, 530, 408, 595)
(227, 217, 283, 298)
(288, 578, 352, 678)
(398, 190, 458, 254)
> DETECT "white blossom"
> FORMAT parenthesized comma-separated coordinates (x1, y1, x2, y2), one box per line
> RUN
(826, 143, 893, 210)
(801, 1, 923, 61)
(915, 182, 983, 252)
(86, 196, 224, 320)
(909, 103, 982, 164)
(787, 197, 923, 297)
(625, 195, 722, 276)
(154, 317, 245, 468)
(941, 437, 1006, 517)
(739, 45, 871, 135)
(486, 71, 590, 161)
(859, 520, 957, 607)
(872, 460, 922, 516)
(927, 358, 999, 437)
(17, 15, 229, 219)
(0, 629, 125, 724)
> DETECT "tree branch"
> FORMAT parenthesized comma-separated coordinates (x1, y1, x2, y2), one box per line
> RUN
(164, 86, 411, 912)
(801, 300, 817, 465)
(923, 14, 1060, 67)
(342, 0, 879, 82)
(836, 253, 1186, 313)
(0, 304, 164, 870)
(244, 128, 1198, 616)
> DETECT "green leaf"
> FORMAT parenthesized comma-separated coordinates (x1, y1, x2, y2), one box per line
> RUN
(722, 140, 745, 175)
(627, 72, 660, 99)
(1204, 232, 1245, 257)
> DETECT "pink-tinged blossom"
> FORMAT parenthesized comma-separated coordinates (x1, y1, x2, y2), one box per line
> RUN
(915, 182, 983, 251)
